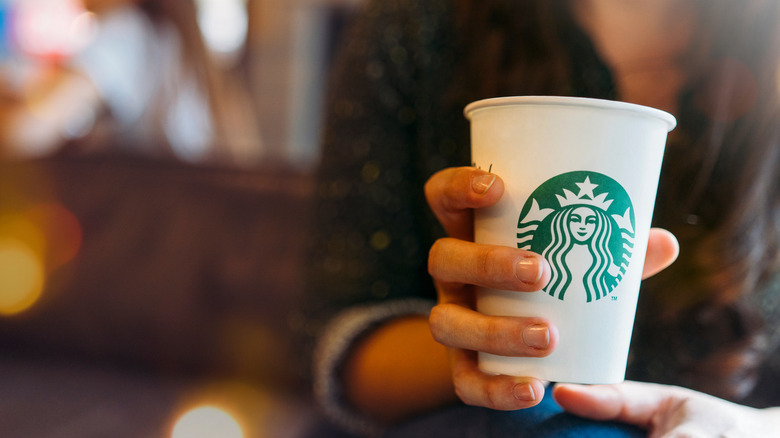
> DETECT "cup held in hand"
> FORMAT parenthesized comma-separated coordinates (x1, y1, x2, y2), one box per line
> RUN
(466, 96, 675, 384)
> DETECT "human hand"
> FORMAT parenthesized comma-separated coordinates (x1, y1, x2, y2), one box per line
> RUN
(554, 380, 780, 437)
(425, 167, 679, 411)
(425, 166, 555, 410)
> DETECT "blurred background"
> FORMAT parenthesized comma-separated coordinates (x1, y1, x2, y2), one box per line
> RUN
(0, 0, 362, 436)
(0, 0, 359, 167)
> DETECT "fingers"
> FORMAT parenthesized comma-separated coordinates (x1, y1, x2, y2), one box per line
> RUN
(430, 303, 557, 357)
(431, 228, 674, 287)
(425, 167, 504, 240)
(429, 238, 551, 293)
(642, 228, 680, 279)
(552, 381, 677, 428)
(450, 348, 547, 410)
(425, 168, 680, 281)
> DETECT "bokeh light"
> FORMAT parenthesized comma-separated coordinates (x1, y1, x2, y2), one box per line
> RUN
(195, 0, 248, 63)
(166, 381, 297, 438)
(0, 213, 45, 256)
(0, 201, 83, 316)
(13, 0, 96, 60)
(29, 203, 83, 270)
(0, 237, 45, 316)
(171, 405, 244, 438)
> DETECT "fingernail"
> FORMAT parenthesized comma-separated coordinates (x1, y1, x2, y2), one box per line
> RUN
(472, 174, 496, 194)
(523, 324, 550, 349)
(515, 256, 542, 285)
(512, 382, 537, 401)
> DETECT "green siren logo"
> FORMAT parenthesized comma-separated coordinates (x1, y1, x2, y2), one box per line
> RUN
(517, 171, 635, 303)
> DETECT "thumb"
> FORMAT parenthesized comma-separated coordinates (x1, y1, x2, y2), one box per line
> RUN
(642, 228, 679, 279)
(553, 381, 675, 428)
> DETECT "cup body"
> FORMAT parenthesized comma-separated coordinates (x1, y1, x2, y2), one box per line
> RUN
(466, 96, 676, 384)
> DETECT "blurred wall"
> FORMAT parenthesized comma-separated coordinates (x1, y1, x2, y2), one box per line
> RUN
(244, 0, 361, 168)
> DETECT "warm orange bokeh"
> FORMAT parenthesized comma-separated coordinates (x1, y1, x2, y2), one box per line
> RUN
(0, 237, 45, 316)
(0, 202, 83, 316)
(171, 405, 245, 438)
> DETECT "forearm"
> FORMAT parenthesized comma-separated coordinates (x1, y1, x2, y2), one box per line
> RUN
(342, 315, 457, 423)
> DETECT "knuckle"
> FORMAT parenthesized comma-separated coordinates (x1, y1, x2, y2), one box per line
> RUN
(480, 246, 511, 285)
(450, 368, 471, 404)
(424, 168, 460, 210)
(452, 379, 471, 406)
(427, 305, 447, 343)
(481, 317, 525, 356)
(427, 239, 446, 274)
(484, 379, 504, 410)
(481, 316, 502, 352)
(423, 177, 436, 206)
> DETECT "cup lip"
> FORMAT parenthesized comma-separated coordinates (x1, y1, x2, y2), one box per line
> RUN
(464, 95, 677, 131)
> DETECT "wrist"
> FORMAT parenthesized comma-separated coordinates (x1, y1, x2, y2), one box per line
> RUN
(343, 315, 456, 423)
(313, 299, 436, 435)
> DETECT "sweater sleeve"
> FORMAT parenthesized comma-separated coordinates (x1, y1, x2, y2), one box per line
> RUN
(312, 298, 434, 436)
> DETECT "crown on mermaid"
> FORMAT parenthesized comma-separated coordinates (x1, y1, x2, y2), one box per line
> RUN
(555, 176, 613, 211)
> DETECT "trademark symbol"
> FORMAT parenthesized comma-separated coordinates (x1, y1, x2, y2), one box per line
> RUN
(611, 296, 618, 301)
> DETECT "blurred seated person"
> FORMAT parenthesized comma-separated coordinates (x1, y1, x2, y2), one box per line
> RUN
(0, 0, 262, 166)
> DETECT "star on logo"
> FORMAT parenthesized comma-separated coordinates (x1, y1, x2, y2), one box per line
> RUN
(575, 176, 598, 200)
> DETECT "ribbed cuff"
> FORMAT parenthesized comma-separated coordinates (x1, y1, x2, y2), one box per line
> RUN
(312, 299, 435, 437)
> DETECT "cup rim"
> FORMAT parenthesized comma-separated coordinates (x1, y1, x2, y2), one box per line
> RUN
(464, 95, 677, 131)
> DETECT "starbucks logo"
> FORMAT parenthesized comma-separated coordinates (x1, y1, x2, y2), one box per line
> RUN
(517, 171, 635, 303)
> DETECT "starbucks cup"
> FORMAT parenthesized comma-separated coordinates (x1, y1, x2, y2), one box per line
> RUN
(465, 96, 676, 384)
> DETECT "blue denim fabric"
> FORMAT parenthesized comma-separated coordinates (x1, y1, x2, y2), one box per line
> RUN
(383, 386, 646, 438)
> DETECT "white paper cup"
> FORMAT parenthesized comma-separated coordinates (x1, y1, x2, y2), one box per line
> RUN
(465, 96, 676, 384)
